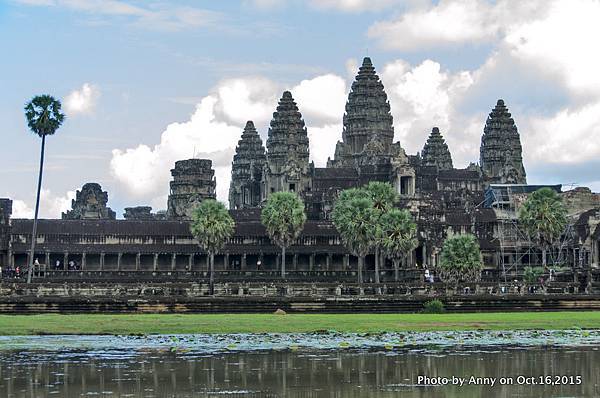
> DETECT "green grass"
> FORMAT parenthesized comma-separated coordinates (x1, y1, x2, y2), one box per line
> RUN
(0, 312, 599, 335)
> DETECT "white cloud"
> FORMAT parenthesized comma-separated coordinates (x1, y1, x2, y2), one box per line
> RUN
(12, 189, 76, 219)
(15, 0, 223, 31)
(368, 0, 546, 51)
(291, 74, 346, 126)
(110, 74, 349, 206)
(310, 0, 405, 12)
(64, 83, 100, 115)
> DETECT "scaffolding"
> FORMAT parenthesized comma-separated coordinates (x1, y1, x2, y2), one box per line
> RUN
(486, 184, 576, 281)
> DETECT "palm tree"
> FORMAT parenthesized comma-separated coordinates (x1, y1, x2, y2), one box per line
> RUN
(518, 187, 568, 268)
(24, 95, 65, 283)
(332, 188, 376, 284)
(438, 234, 483, 285)
(381, 209, 418, 282)
(365, 182, 398, 283)
(261, 191, 306, 278)
(190, 199, 235, 295)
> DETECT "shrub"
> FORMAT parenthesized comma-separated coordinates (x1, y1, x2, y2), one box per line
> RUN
(523, 266, 544, 284)
(422, 299, 445, 314)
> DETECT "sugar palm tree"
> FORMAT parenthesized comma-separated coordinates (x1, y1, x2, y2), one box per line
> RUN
(190, 199, 235, 295)
(518, 187, 568, 268)
(261, 191, 306, 278)
(381, 208, 418, 282)
(438, 234, 483, 285)
(24, 95, 65, 283)
(365, 182, 398, 283)
(332, 188, 376, 284)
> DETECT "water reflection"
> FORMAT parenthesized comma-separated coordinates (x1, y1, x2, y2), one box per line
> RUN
(1, 347, 598, 397)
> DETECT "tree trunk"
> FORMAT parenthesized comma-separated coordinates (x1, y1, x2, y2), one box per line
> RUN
(394, 259, 399, 282)
(27, 134, 46, 284)
(374, 248, 380, 284)
(542, 248, 547, 268)
(209, 252, 215, 295)
(358, 256, 364, 284)
(281, 246, 286, 279)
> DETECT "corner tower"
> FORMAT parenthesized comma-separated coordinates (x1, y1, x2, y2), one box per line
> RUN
(229, 121, 266, 209)
(166, 159, 216, 220)
(264, 91, 311, 197)
(480, 99, 527, 184)
(421, 127, 453, 170)
(330, 57, 394, 167)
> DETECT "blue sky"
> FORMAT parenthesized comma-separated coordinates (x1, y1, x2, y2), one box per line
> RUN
(1, 0, 599, 218)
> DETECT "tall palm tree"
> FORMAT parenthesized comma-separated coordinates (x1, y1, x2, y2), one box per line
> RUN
(381, 208, 418, 282)
(24, 95, 65, 283)
(190, 199, 235, 295)
(438, 234, 483, 285)
(365, 182, 398, 283)
(518, 188, 568, 268)
(332, 188, 376, 284)
(261, 191, 306, 278)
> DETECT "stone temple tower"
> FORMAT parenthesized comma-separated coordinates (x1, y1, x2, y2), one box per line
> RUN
(480, 99, 527, 184)
(330, 57, 395, 167)
(263, 91, 311, 197)
(62, 183, 116, 220)
(229, 121, 266, 209)
(421, 127, 453, 170)
(166, 159, 216, 220)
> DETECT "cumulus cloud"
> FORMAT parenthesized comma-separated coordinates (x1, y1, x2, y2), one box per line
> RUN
(64, 83, 100, 115)
(12, 189, 76, 219)
(110, 74, 348, 207)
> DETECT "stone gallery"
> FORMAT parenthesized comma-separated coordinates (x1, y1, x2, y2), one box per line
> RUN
(1, 58, 599, 284)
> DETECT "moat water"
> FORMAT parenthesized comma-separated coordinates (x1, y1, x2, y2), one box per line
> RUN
(0, 331, 599, 397)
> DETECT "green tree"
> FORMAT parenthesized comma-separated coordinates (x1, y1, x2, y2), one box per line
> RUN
(190, 199, 235, 294)
(332, 189, 377, 284)
(381, 209, 418, 282)
(518, 187, 568, 268)
(261, 192, 306, 278)
(24, 95, 65, 284)
(438, 234, 483, 285)
(364, 182, 398, 283)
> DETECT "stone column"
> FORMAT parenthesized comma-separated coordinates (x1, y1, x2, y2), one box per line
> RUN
(153, 254, 158, 271)
(326, 254, 331, 271)
(100, 252, 105, 271)
(135, 253, 141, 271)
(171, 254, 177, 271)
(63, 252, 69, 270)
(45, 252, 50, 269)
(309, 254, 315, 271)
(224, 253, 230, 270)
(293, 254, 298, 270)
(117, 253, 122, 271)
(188, 254, 194, 271)
(81, 253, 86, 270)
(344, 254, 349, 270)
(241, 254, 247, 270)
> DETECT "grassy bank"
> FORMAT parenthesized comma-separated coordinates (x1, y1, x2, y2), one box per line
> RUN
(0, 312, 599, 335)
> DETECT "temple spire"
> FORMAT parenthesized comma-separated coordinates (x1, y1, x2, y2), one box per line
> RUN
(330, 57, 394, 167)
(480, 99, 527, 184)
(421, 127, 453, 170)
(229, 121, 266, 209)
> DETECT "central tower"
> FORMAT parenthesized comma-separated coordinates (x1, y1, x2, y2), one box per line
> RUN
(329, 57, 395, 167)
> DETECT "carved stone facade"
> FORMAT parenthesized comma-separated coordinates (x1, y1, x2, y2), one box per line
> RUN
(480, 99, 527, 184)
(124, 206, 159, 220)
(421, 127, 453, 171)
(229, 121, 266, 209)
(62, 183, 116, 220)
(166, 159, 216, 220)
(263, 91, 311, 197)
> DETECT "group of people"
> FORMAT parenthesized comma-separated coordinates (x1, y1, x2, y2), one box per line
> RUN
(53, 259, 81, 271)
(0, 265, 27, 279)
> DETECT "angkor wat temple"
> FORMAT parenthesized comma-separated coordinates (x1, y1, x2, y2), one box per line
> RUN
(1, 58, 599, 285)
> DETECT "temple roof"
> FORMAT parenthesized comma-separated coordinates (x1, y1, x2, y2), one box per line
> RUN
(421, 127, 453, 170)
(231, 121, 266, 175)
(341, 57, 394, 155)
